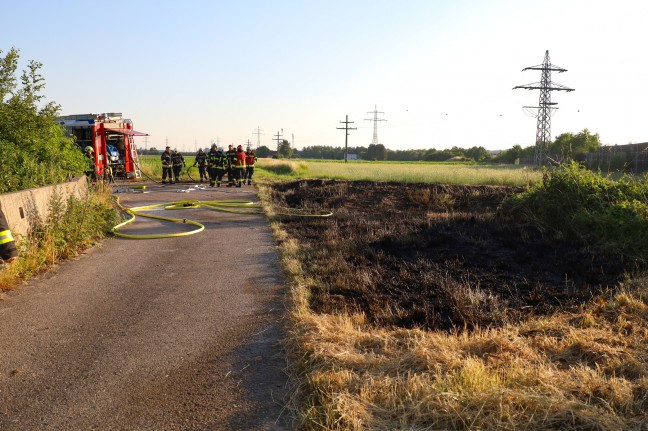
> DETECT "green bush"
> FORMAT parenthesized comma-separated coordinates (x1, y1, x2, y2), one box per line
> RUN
(0, 47, 86, 193)
(500, 162, 648, 262)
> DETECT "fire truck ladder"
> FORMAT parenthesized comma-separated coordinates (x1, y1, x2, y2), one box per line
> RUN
(130, 144, 142, 179)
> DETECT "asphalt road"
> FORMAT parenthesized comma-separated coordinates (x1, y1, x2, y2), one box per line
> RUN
(0, 182, 289, 430)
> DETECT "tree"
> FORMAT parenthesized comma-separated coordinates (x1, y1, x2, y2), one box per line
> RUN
(366, 143, 387, 161)
(495, 145, 530, 164)
(277, 140, 293, 158)
(464, 146, 490, 162)
(0, 47, 86, 193)
(550, 129, 601, 158)
(256, 145, 271, 158)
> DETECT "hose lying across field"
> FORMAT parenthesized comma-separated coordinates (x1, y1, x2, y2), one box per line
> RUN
(112, 196, 332, 239)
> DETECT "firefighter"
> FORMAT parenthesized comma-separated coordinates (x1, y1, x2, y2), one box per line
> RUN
(0, 207, 18, 264)
(84, 145, 96, 180)
(193, 148, 208, 182)
(206, 144, 227, 187)
(225, 144, 237, 187)
(234, 144, 247, 187)
(161, 146, 173, 184)
(171, 148, 186, 184)
(245, 147, 257, 185)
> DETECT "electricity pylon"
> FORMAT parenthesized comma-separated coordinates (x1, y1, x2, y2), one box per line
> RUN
(253, 126, 264, 149)
(365, 105, 386, 146)
(513, 50, 574, 166)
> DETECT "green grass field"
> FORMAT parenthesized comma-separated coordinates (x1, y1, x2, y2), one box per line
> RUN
(137, 156, 541, 186)
(257, 158, 541, 186)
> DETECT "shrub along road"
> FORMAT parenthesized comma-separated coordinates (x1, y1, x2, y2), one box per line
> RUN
(0, 183, 288, 430)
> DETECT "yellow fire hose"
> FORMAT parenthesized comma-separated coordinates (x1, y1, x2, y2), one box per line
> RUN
(112, 196, 332, 239)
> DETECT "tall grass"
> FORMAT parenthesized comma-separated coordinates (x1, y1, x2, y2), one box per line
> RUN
(0, 185, 118, 289)
(257, 159, 540, 186)
(138, 156, 539, 186)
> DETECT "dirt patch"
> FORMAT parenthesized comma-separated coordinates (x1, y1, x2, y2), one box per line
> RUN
(270, 180, 627, 331)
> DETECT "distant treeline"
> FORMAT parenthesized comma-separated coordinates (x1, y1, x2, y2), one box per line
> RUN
(139, 128, 603, 164)
(289, 129, 602, 163)
(294, 144, 492, 162)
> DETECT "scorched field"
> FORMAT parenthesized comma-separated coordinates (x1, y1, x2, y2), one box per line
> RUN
(267, 171, 648, 431)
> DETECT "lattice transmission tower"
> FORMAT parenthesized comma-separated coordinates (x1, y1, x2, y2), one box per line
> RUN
(365, 105, 387, 145)
(513, 50, 574, 166)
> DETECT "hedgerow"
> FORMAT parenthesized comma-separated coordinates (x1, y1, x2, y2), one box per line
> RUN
(500, 162, 648, 262)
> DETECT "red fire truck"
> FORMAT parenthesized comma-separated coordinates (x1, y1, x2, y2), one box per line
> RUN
(57, 113, 148, 180)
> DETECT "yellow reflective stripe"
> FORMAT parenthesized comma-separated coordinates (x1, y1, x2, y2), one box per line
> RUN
(0, 230, 14, 245)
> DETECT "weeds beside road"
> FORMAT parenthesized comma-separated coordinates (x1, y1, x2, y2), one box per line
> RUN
(0, 183, 117, 290)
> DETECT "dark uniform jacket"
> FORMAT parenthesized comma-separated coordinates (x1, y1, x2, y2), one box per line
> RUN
(171, 152, 185, 167)
(194, 151, 207, 166)
(161, 151, 172, 166)
(207, 150, 227, 169)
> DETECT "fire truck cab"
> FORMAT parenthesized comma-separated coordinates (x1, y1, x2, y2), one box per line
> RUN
(57, 113, 148, 180)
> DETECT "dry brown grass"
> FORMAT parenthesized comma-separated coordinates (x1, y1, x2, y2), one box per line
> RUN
(258, 183, 648, 430)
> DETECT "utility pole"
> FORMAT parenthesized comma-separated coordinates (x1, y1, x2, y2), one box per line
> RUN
(253, 126, 264, 149)
(273, 130, 283, 153)
(246, 139, 251, 149)
(337, 115, 357, 163)
(365, 105, 387, 146)
(514, 50, 574, 166)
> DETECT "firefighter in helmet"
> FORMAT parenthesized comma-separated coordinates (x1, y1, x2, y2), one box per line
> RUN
(207, 144, 227, 187)
(233, 145, 246, 187)
(161, 146, 173, 184)
(0, 207, 18, 264)
(193, 148, 208, 182)
(245, 147, 257, 185)
(171, 148, 186, 183)
(225, 144, 236, 187)
(84, 145, 96, 180)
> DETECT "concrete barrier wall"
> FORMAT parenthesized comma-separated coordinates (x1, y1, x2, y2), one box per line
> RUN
(0, 176, 88, 240)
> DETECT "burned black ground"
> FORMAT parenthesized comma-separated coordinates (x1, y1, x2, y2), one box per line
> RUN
(270, 180, 627, 331)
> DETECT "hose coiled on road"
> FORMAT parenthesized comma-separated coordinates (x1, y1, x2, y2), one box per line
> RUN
(112, 197, 332, 239)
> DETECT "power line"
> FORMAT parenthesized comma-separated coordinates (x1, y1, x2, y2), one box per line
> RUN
(364, 105, 387, 146)
(513, 50, 574, 166)
(337, 115, 357, 163)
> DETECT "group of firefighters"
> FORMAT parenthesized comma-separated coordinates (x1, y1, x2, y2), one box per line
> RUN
(161, 144, 257, 187)
(0, 144, 259, 266)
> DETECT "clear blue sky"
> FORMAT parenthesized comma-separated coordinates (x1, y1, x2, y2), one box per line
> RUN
(2, 0, 646, 152)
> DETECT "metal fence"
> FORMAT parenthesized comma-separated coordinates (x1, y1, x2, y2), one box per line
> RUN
(583, 143, 648, 173)
(517, 143, 648, 173)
